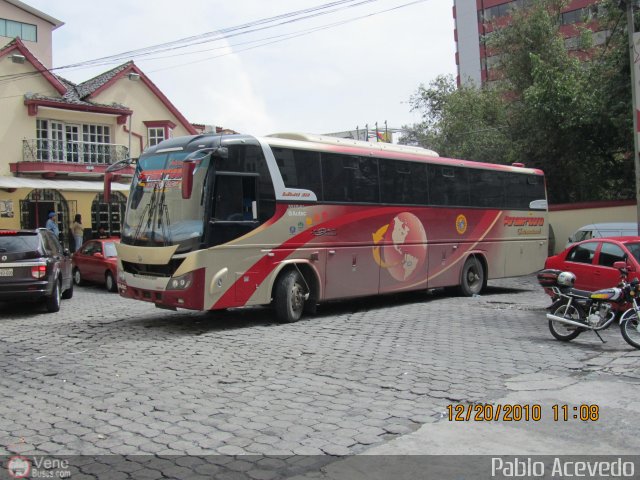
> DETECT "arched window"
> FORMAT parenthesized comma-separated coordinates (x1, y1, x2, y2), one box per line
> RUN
(19, 189, 73, 248)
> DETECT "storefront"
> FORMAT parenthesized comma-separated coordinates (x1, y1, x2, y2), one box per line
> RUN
(0, 177, 130, 250)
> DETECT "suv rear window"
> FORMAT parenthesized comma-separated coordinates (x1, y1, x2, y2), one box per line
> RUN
(0, 234, 40, 253)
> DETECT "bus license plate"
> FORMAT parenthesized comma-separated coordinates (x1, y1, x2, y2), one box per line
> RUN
(0, 268, 13, 277)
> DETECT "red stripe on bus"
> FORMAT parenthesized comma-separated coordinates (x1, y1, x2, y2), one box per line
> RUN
(212, 207, 503, 309)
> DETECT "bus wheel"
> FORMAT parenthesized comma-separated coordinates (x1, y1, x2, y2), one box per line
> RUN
(275, 270, 306, 323)
(459, 256, 484, 297)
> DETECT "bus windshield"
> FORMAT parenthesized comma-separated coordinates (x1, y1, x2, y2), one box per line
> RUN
(121, 150, 210, 251)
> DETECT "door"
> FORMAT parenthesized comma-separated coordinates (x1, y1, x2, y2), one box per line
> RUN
(564, 241, 598, 290)
(79, 241, 102, 282)
(50, 121, 65, 162)
(207, 174, 259, 246)
(20, 200, 55, 229)
(593, 241, 627, 290)
(65, 125, 81, 163)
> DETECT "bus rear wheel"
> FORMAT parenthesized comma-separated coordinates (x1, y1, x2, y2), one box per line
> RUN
(275, 270, 306, 323)
(459, 256, 485, 296)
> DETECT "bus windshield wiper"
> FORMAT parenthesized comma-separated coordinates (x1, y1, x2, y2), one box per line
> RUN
(132, 178, 172, 246)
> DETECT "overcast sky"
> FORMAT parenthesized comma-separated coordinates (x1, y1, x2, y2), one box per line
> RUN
(26, 0, 456, 136)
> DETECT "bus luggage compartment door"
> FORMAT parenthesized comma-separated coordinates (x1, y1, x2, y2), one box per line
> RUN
(324, 247, 380, 300)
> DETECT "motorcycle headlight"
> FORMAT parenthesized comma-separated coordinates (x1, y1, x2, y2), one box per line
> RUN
(167, 272, 193, 291)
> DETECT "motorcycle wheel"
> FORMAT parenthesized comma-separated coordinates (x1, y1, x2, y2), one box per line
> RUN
(620, 309, 640, 350)
(548, 303, 584, 341)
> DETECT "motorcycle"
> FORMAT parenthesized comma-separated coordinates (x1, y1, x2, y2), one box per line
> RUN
(537, 261, 640, 350)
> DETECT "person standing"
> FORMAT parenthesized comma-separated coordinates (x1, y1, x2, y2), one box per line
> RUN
(71, 214, 84, 251)
(46, 211, 60, 239)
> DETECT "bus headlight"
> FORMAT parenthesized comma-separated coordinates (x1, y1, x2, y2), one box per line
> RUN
(167, 272, 193, 291)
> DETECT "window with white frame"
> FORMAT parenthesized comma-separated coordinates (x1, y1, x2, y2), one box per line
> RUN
(148, 127, 165, 147)
(35, 119, 112, 163)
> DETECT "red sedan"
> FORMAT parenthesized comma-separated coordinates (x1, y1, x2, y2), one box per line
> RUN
(72, 238, 120, 292)
(545, 237, 640, 292)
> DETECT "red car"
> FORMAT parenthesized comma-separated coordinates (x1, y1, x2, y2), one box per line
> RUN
(72, 238, 119, 292)
(544, 236, 640, 292)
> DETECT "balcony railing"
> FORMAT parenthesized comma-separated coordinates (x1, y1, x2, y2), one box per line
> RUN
(23, 139, 129, 165)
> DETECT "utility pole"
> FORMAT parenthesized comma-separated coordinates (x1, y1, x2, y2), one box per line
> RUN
(625, 0, 640, 230)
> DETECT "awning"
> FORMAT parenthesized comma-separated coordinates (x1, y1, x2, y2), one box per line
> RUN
(0, 176, 130, 192)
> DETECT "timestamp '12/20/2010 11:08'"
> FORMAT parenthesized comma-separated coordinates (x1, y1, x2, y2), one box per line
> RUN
(446, 404, 600, 422)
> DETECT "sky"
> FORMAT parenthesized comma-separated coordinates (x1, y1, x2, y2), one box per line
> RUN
(25, 0, 456, 136)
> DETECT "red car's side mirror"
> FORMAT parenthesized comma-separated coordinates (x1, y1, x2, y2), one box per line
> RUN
(93, 253, 104, 259)
(613, 261, 627, 270)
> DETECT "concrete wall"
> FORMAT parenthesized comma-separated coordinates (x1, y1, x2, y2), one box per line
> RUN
(548, 201, 638, 254)
(0, 56, 58, 175)
(0, 0, 56, 68)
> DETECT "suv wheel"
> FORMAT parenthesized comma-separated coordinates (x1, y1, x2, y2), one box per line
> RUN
(45, 278, 61, 313)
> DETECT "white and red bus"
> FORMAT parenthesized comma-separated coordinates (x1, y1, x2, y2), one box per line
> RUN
(111, 132, 548, 322)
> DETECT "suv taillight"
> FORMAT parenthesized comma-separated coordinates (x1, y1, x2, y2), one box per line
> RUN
(31, 265, 46, 279)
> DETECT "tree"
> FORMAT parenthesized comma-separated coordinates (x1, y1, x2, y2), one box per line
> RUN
(403, 75, 513, 164)
(404, 0, 635, 204)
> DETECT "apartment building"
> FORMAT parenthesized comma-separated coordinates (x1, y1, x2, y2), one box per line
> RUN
(453, 0, 605, 86)
(0, 0, 199, 247)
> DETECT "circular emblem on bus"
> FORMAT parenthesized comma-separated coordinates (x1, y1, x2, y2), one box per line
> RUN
(7, 456, 31, 479)
(372, 212, 427, 282)
(456, 214, 468, 235)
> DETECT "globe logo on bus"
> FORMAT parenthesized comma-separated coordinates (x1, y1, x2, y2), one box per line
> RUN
(372, 212, 427, 282)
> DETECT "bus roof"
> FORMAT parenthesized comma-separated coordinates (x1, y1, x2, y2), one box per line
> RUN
(263, 132, 543, 176)
(264, 132, 440, 158)
(144, 132, 544, 176)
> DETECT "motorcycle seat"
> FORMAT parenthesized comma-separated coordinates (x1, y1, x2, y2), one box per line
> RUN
(567, 288, 593, 298)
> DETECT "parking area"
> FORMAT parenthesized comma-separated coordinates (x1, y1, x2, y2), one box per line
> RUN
(1, 275, 639, 476)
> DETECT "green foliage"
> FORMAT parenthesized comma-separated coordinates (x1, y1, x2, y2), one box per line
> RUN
(403, 75, 514, 164)
(403, 0, 635, 204)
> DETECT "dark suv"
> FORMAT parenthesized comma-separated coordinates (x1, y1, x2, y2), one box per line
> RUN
(0, 229, 73, 312)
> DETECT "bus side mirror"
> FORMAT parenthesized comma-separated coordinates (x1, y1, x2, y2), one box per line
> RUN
(104, 172, 112, 203)
(182, 160, 196, 199)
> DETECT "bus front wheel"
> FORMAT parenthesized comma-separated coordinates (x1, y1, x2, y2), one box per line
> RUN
(275, 270, 306, 323)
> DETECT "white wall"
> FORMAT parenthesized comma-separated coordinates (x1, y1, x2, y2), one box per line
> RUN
(454, 0, 482, 86)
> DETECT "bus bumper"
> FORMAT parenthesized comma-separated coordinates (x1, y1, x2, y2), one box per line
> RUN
(118, 268, 205, 311)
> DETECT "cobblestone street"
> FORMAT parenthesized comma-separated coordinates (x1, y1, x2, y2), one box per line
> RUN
(1, 276, 639, 477)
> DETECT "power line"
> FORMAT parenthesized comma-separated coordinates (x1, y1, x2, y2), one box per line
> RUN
(0, 0, 387, 84)
(148, 0, 429, 73)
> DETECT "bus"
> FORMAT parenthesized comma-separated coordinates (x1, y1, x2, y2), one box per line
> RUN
(108, 132, 548, 322)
